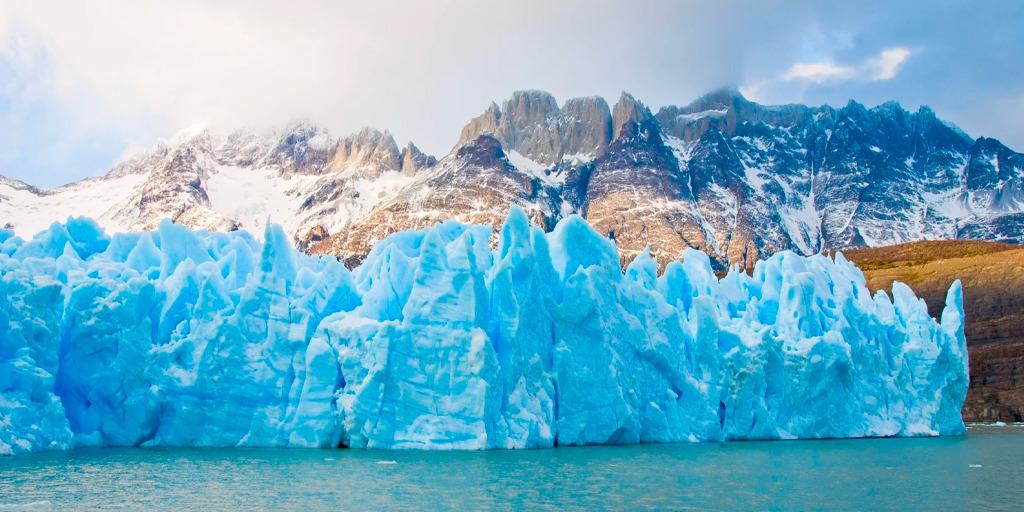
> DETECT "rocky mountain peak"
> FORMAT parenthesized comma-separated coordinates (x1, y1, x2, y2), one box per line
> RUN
(455, 133, 507, 166)
(349, 126, 393, 147)
(503, 90, 560, 125)
(841, 99, 869, 117)
(103, 128, 217, 180)
(494, 90, 561, 165)
(0, 175, 38, 194)
(655, 87, 816, 143)
(328, 127, 402, 178)
(873, 100, 905, 116)
(4, 87, 1024, 275)
(688, 86, 749, 111)
(611, 92, 653, 140)
(916, 105, 941, 122)
(169, 126, 216, 148)
(278, 120, 330, 143)
(457, 102, 502, 149)
(457, 91, 612, 166)
(260, 122, 336, 174)
(216, 129, 272, 168)
(560, 96, 613, 159)
(400, 142, 437, 175)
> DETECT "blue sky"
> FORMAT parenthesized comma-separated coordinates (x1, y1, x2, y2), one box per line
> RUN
(1, 0, 1022, 187)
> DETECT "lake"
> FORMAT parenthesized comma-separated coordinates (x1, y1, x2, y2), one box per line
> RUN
(1, 425, 1021, 511)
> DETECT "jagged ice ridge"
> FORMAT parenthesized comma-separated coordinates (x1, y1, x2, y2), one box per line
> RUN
(0, 208, 968, 454)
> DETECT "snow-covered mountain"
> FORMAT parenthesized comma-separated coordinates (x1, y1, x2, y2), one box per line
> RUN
(3, 88, 1023, 269)
(0, 123, 434, 253)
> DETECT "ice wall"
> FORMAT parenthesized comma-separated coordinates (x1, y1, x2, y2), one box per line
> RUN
(0, 209, 969, 454)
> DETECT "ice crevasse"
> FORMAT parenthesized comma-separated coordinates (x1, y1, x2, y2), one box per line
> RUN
(0, 208, 968, 454)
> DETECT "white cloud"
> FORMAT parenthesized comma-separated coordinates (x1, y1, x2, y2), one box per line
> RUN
(865, 47, 913, 80)
(0, 0, 772, 163)
(0, 2, 370, 136)
(0, 1, 1019, 185)
(738, 84, 763, 103)
(782, 62, 856, 83)
(781, 46, 914, 84)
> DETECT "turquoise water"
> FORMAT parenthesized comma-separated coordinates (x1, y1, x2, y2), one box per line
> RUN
(2, 426, 1022, 511)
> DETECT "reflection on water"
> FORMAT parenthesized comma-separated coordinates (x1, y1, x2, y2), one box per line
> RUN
(1, 426, 1022, 511)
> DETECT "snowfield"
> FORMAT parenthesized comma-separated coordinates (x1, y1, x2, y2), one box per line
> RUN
(0, 174, 148, 236)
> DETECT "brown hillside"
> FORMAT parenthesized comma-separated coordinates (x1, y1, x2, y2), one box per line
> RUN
(844, 240, 1024, 422)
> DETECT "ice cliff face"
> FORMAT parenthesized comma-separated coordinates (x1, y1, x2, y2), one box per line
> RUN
(0, 210, 968, 454)
(5, 88, 1020, 271)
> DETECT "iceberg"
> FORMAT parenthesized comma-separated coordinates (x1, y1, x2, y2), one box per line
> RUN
(0, 208, 969, 454)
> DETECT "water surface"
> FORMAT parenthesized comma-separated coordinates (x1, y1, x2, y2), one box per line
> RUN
(2, 426, 1021, 511)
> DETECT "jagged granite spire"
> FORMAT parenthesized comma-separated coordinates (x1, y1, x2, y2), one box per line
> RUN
(400, 141, 437, 175)
(457, 91, 613, 166)
(2, 88, 1023, 273)
(611, 92, 653, 140)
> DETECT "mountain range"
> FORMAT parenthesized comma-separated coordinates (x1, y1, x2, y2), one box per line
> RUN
(3, 87, 1023, 270)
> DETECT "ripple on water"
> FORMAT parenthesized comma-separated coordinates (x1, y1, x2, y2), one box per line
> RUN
(1, 433, 1022, 511)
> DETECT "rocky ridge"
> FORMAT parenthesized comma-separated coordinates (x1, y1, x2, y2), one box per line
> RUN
(2, 88, 1023, 271)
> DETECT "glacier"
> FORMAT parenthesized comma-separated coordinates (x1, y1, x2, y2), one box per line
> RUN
(0, 208, 968, 454)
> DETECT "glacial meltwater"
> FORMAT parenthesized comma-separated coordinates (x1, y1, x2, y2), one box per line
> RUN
(1, 426, 1021, 511)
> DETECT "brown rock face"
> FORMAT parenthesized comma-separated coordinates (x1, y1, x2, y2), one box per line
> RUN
(561, 96, 614, 158)
(844, 240, 1024, 422)
(457, 102, 501, 148)
(309, 134, 558, 266)
(457, 90, 613, 165)
(611, 92, 649, 140)
(400, 142, 436, 176)
(327, 128, 403, 179)
(656, 86, 818, 144)
(583, 111, 710, 268)
(106, 131, 237, 232)
(295, 224, 329, 252)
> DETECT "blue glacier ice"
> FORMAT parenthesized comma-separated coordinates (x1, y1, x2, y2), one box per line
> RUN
(0, 208, 969, 454)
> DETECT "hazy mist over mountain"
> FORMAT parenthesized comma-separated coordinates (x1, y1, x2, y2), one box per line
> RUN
(0, 0, 1021, 186)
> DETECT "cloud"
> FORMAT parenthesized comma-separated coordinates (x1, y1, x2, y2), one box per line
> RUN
(0, 0, 818, 185)
(0, 1, 1021, 186)
(782, 47, 914, 84)
(865, 47, 913, 80)
(0, 2, 748, 154)
(783, 62, 857, 83)
(737, 84, 763, 103)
